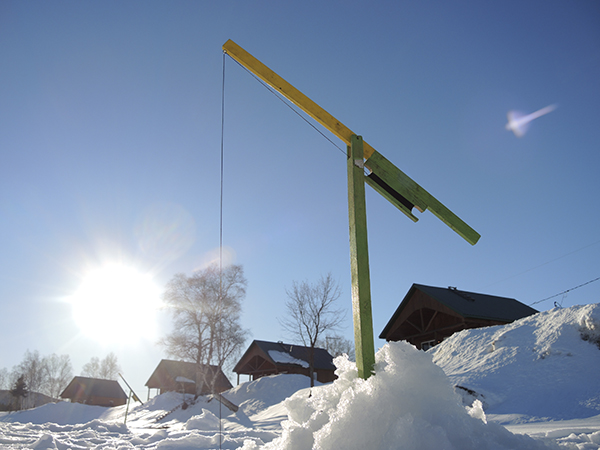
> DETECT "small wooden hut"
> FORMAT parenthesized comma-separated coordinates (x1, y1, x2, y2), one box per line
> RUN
(233, 340, 336, 384)
(60, 376, 127, 407)
(379, 284, 538, 350)
(145, 359, 232, 397)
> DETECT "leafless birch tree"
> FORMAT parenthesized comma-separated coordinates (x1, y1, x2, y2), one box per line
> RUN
(280, 273, 346, 386)
(160, 264, 248, 393)
(81, 353, 120, 380)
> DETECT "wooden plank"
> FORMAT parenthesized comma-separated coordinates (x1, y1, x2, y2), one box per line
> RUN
(347, 135, 375, 379)
(365, 149, 480, 245)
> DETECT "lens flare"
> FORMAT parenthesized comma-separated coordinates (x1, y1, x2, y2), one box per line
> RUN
(506, 104, 557, 137)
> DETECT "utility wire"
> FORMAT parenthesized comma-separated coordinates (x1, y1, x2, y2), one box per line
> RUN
(482, 239, 600, 289)
(530, 276, 600, 306)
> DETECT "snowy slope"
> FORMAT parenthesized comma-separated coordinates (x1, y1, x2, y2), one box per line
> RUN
(0, 304, 599, 449)
(431, 304, 600, 422)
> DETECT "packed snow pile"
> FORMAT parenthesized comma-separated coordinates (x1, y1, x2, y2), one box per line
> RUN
(431, 303, 600, 422)
(0, 303, 599, 449)
(250, 342, 553, 450)
(225, 373, 317, 416)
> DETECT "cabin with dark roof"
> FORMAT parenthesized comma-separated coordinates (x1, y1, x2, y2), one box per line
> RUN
(60, 376, 127, 407)
(145, 359, 232, 397)
(379, 284, 538, 350)
(233, 340, 337, 384)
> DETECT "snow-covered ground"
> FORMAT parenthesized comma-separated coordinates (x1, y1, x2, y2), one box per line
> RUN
(1, 304, 599, 449)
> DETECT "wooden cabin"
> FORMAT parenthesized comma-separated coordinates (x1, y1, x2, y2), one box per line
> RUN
(379, 284, 538, 350)
(233, 340, 336, 384)
(145, 359, 232, 397)
(60, 376, 127, 407)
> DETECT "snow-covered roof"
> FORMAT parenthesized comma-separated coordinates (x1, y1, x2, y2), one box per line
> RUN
(267, 350, 309, 368)
(175, 376, 195, 384)
(237, 340, 335, 372)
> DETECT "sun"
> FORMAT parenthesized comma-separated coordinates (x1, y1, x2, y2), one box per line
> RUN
(70, 264, 162, 343)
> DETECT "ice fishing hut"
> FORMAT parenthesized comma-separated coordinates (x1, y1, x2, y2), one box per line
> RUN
(379, 284, 538, 350)
(233, 340, 337, 384)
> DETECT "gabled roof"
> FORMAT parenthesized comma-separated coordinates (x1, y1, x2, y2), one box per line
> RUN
(145, 359, 232, 391)
(60, 376, 127, 400)
(234, 340, 336, 373)
(379, 283, 538, 338)
(145, 359, 197, 388)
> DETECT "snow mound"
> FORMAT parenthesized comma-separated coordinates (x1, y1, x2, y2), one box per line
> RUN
(225, 374, 316, 416)
(247, 342, 553, 450)
(0, 401, 122, 425)
(186, 409, 220, 430)
(431, 303, 600, 421)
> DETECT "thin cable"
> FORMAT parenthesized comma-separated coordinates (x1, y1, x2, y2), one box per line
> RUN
(218, 50, 226, 450)
(225, 55, 347, 156)
(481, 239, 600, 289)
(530, 276, 600, 306)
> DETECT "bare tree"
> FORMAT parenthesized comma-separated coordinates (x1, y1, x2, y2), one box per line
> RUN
(318, 334, 355, 362)
(81, 357, 100, 378)
(160, 264, 248, 393)
(98, 353, 120, 379)
(42, 354, 73, 399)
(81, 353, 120, 380)
(280, 273, 346, 386)
(0, 367, 8, 390)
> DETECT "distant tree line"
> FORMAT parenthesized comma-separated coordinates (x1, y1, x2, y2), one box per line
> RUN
(0, 351, 121, 411)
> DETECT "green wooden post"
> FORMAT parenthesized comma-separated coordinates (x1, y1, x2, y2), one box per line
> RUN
(347, 135, 376, 379)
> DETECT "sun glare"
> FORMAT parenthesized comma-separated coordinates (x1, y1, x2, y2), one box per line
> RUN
(70, 264, 161, 344)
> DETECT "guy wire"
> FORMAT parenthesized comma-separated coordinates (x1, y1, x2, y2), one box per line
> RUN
(530, 276, 600, 306)
(225, 55, 346, 156)
(218, 50, 226, 450)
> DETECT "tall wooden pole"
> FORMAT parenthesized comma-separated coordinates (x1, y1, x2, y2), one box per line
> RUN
(347, 135, 375, 379)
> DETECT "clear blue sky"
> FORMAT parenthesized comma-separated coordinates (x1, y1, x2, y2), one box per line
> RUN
(1, 1, 599, 396)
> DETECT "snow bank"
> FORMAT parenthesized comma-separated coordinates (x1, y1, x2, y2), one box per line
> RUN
(431, 303, 600, 421)
(248, 341, 554, 450)
(0, 401, 118, 425)
(225, 374, 316, 416)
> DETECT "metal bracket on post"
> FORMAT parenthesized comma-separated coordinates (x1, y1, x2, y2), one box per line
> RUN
(347, 135, 376, 379)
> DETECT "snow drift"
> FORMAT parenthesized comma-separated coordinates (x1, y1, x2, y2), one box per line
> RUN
(246, 342, 552, 450)
(431, 303, 600, 422)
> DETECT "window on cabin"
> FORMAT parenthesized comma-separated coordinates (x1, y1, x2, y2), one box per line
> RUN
(421, 340, 436, 351)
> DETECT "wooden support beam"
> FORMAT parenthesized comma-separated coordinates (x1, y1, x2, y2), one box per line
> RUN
(424, 310, 439, 332)
(405, 318, 423, 333)
(347, 135, 375, 379)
